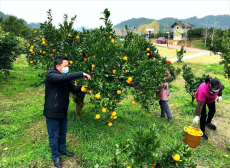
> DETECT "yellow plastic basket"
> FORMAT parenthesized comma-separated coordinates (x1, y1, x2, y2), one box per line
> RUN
(184, 127, 203, 148)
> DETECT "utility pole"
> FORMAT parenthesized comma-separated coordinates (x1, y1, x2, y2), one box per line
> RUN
(166, 32, 170, 47)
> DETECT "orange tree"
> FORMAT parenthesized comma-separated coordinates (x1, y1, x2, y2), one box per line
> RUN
(0, 26, 22, 75)
(112, 124, 196, 167)
(25, 9, 176, 126)
(210, 31, 230, 79)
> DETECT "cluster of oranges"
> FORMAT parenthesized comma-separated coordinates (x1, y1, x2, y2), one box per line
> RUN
(29, 45, 35, 54)
(184, 126, 203, 136)
(42, 37, 46, 45)
(95, 108, 117, 127)
(127, 77, 132, 84)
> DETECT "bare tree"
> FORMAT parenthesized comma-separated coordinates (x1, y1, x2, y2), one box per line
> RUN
(183, 21, 188, 49)
(211, 16, 218, 46)
(204, 23, 209, 49)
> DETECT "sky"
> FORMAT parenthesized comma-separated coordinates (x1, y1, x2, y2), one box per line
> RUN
(0, 0, 230, 28)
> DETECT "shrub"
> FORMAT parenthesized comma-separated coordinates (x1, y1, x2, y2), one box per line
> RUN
(210, 31, 230, 79)
(176, 46, 184, 62)
(182, 64, 210, 104)
(112, 124, 196, 168)
(0, 27, 22, 75)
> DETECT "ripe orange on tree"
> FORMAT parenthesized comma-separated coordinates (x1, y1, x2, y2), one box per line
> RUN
(95, 93, 101, 99)
(95, 114, 100, 119)
(68, 34, 72, 37)
(131, 100, 136, 105)
(117, 90, 121, 94)
(102, 107, 107, 113)
(111, 111, 116, 116)
(173, 154, 180, 161)
(146, 47, 150, 51)
(76, 35, 79, 39)
(128, 77, 132, 81)
(81, 86, 86, 92)
(43, 51, 46, 54)
(92, 64, 95, 68)
(83, 58, 87, 62)
(113, 69, 116, 74)
(42, 41, 46, 45)
(50, 53, 53, 57)
(127, 80, 131, 84)
(123, 56, 128, 61)
(88, 90, 92, 94)
(110, 38, 114, 43)
(69, 61, 73, 64)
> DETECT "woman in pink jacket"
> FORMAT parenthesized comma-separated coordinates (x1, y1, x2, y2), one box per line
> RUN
(193, 78, 222, 140)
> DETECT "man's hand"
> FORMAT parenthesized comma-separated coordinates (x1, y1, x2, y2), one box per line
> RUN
(193, 116, 199, 124)
(217, 96, 222, 102)
(83, 72, 91, 80)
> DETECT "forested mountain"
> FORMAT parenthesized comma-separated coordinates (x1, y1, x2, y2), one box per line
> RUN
(113, 15, 230, 31)
(0, 11, 40, 28)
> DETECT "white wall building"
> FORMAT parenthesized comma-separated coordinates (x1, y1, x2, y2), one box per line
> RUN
(171, 21, 195, 41)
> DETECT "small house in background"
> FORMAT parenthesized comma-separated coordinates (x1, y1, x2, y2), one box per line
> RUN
(171, 21, 195, 45)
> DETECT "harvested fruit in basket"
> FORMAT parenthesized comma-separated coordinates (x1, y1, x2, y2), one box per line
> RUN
(185, 126, 203, 136)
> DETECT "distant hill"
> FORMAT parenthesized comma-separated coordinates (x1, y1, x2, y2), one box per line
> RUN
(74, 26, 95, 32)
(0, 11, 40, 28)
(113, 15, 230, 31)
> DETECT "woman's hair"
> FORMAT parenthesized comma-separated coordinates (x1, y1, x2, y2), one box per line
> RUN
(209, 78, 221, 89)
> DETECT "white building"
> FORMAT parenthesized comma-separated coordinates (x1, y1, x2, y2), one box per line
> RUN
(171, 21, 195, 41)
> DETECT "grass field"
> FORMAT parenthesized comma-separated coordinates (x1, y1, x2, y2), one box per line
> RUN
(0, 54, 230, 167)
(155, 46, 199, 59)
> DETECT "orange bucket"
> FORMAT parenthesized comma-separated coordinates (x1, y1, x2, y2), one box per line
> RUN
(184, 127, 203, 148)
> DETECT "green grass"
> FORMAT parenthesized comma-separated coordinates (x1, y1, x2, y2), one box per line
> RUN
(0, 55, 230, 167)
(193, 41, 209, 50)
(155, 46, 199, 59)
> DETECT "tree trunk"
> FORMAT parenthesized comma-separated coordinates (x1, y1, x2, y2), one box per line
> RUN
(191, 96, 195, 105)
(73, 92, 85, 115)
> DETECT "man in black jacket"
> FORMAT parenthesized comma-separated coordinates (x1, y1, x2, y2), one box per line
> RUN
(44, 56, 91, 168)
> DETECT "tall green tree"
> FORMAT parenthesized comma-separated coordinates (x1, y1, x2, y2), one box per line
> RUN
(211, 30, 230, 77)
(0, 15, 31, 38)
(0, 26, 22, 75)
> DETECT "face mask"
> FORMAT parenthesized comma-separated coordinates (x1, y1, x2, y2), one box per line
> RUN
(61, 67, 69, 74)
(212, 89, 219, 93)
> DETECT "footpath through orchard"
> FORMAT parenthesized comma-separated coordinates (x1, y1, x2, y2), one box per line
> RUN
(154, 43, 215, 62)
